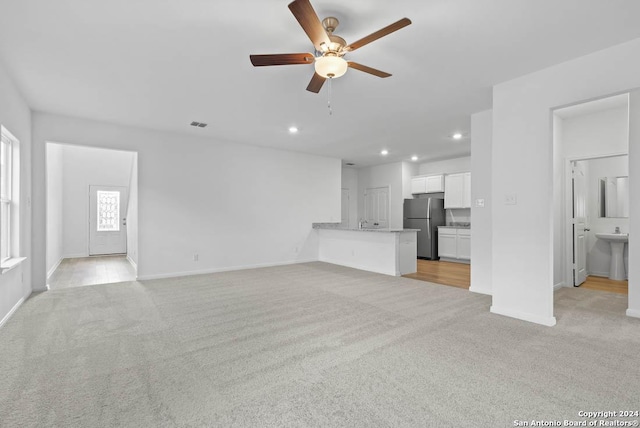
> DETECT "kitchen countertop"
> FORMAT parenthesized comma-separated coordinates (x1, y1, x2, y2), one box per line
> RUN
(312, 223, 420, 233)
(438, 225, 471, 229)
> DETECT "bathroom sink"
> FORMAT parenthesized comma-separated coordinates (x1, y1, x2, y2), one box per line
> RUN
(595, 233, 629, 242)
(595, 233, 628, 280)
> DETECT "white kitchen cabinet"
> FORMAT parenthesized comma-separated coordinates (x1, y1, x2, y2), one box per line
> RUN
(437, 228, 457, 258)
(410, 177, 427, 194)
(444, 172, 471, 208)
(425, 175, 444, 193)
(437, 227, 471, 262)
(411, 174, 444, 194)
(457, 229, 471, 260)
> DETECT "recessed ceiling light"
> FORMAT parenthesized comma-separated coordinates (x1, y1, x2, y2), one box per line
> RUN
(452, 133, 463, 140)
(381, 149, 389, 156)
(289, 126, 298, 134)
(411, 155, 418, 161)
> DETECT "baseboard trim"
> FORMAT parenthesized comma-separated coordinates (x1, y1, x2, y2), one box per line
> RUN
(0, 296, 25, 329)
(553, 281, 565, 291)
(126, 255, 138, 273)
(469, 286, 492, 296)
(590, 272, 629, 280)
(438, 257, 470, 265)
(490, 305, 557, 327)
(136, 258, 318, 281)
(47, 257, 64, 280)
(63, 253, 88, 259)
(626, 308, 640, 319)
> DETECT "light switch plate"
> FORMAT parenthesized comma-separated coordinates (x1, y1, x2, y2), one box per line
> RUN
(504, 193, 517, 205)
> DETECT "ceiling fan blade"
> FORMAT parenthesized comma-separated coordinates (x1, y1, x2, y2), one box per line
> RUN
(306, 72, 326, 93)
(288, 0, 331, 51)
(347, 62, 392, 78)
(345, 18, 412, 52)
(250, 53, 315, 67)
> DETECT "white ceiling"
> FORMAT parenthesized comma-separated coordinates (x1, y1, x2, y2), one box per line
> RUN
(1, 1, 640, 167)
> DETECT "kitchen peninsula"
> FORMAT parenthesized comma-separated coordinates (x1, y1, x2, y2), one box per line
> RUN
(313, 223, 419, 276)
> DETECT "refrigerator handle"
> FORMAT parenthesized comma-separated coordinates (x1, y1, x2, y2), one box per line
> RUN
(427, 218, 431, 239)
(427, 198, 431, 218)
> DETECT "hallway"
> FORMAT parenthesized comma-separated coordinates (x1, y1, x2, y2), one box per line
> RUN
(48, 256, 136, 289)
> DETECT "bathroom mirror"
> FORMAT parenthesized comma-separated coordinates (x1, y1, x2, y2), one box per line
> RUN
(598, 176, 629, 218)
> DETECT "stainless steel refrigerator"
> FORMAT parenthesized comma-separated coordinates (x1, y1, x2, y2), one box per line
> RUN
(403, 198, 445, 259)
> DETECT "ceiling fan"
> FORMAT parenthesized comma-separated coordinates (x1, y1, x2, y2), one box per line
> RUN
(249, 0, 411, 94)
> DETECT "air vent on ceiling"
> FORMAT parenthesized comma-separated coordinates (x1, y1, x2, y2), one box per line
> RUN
(345, 162, 355, 166)
(190, 121, 208, 128)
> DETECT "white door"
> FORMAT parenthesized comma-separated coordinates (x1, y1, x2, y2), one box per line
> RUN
(341, 188, 349, 227)
(89, 185, 128, 255)
(364, 187, 389, 229)
(572, 162, 587, 286)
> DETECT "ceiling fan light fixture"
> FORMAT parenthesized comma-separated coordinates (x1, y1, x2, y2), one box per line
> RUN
(314, 55, 348, 79)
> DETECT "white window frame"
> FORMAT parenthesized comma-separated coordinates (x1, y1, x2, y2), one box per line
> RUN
(0, 126, 24, 273)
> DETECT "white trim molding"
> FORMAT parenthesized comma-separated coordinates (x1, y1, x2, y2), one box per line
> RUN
(0, 296, 25, 329)
(47, 257, 64, 279)
(490, 305, 557, 327)
(126, 255, 137, 273)
(469, 286, 492, 296)
(626, 308, 640, 319)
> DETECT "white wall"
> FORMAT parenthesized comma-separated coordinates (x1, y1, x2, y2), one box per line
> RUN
(418, 156, 470, 175)
(357, 162, 404, 229)
(402, 162, 418, 200)
(628, 90, 640, 318)
(0, 62, 32, 326)
(126, 153, 138, 270)
(554, 105, 629, 287)
(341, 167, 358, 229)
(584, 156, 629, 277)
(59, 144, 135, 258)
(491, 37, 640, 326)
(470, 110, 492, 295)
(31, 112, 341, 285)
(552, 115, 565, 288)
(45, 143, 64, 278)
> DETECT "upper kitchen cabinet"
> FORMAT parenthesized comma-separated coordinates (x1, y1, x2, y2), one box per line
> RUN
(444, 172, 471, 208)
(410, 174, 444, 194)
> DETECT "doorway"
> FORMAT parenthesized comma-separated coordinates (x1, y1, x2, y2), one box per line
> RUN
(553, 93, 630, 298)
(89, 185, 128, 255)
(45, 143, 138, 288)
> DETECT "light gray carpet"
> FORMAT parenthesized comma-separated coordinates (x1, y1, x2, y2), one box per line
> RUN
(1, 262, 639, 427)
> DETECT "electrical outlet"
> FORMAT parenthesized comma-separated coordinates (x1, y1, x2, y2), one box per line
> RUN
(193, 254, 199, 262)
(475, 198, 485, 207)
(504, 193, 517, 205)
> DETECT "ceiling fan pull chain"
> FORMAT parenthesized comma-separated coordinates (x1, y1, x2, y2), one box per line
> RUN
(328, 76, 333, 115)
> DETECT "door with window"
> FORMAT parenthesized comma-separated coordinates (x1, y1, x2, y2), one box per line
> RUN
(364, 187, 389, 229)
(89, 185, 128, 255)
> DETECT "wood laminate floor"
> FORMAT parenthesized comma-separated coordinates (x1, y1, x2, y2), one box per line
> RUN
(578, 275, 628, 294)
(403, 259, 470, 289)
(48, 255, 136, 290)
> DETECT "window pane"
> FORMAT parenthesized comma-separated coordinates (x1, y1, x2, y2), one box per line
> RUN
(97, 191, 120, 232)
(0, 140, 10, 200)
(1, 202, 9, 261)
